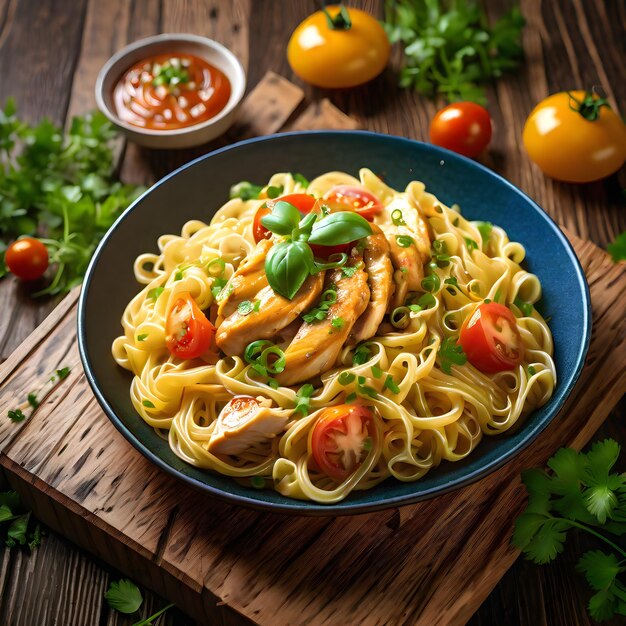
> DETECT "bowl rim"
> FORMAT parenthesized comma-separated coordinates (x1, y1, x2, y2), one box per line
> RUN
(77, 130, 592, 516)
(94, 32, 246, 137)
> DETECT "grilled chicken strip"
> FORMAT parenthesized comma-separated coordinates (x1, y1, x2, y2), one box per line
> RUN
(380, 198, 431, 308)
(276, 258, 370, 386)
(348, 225, 394, 345)
(216, 239, 272, 319)
(216, 272, 325, 356)
(207, 396, 292, 456)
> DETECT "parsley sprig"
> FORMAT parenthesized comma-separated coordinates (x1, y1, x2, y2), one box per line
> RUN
(0, 490, 41, 550)
(383, 0, 525, 104)
(0, 99, 144, 293)
(513, 440, 626, 622)
(438, 336, 467, 374)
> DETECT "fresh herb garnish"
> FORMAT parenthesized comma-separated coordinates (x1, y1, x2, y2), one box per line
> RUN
(421, 272, 441, 293)
(371, 365, 383, 379)
(396, 235, 414, 248)
(105, 578, 175, 624)
(431, 239, 451, 268)
(384, 374, 401, 394)
(244, 340, 285, 385)
(27, 393, 39, 409)
(477, 222, 493, 246)
(142, 400, 155, 409)
(527, 365, 537, 377)
(352, 343, 372, 366)
(292, 173, 310, 188)
(302, 285, 338, 323)
(383, 0, 525, 104)
(513, 440, 626, 622)
(391, 209, 406, 226)
(210, 276, 228, 300)
(330, 316, 345, 331)
(514, 296, 533, 317)
(341, 261, 361, 278)
(237, 300, 255, 316)
(174, 270, 183, 281)
(391, 306, 411, 329)
(345, 392, 357, 403)
(137, 333, 148, 342)
(607, 231, 626, 262)
(266, 185, 283, 199)
(444, 276, 459, 294)
(56, 367, 71, 381)
(262, 201, 371, 299)
(339, 371, 356, 385)
(0, 490, 42, 550)
(229, 181, 263, 200)
(438, 336, 467, 374)
(0, 100, 144, 293)
(465, 238, 478, 252)
(417, 292, 437, 309)
(147, 286, 164, 301)
(7, 409, 26, 423)
(152, 58, 189, 89)
(294, 384, 315, 416)
(356, 375, 378, 399)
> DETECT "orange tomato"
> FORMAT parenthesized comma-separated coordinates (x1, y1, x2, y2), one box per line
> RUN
(287, 6, 390, 88)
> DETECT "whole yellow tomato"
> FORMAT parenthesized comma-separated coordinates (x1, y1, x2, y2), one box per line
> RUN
(287, 5, 390, 89)
(523, 91, 626, 183)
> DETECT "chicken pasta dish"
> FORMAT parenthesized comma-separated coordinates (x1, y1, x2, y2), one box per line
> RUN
(112, 169, 556, 503)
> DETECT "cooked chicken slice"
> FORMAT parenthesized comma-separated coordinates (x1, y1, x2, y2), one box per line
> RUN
(216, 272, 325, 356)
(380, 198, 431, 301)
(207, 396, 292, 456)
(216, 239, 271, 319)
(276, 259, 370, 386)
(348, 225, 394, 345)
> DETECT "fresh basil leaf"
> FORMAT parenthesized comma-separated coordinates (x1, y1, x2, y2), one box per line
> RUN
(265, 241, 313, 300)
(261, 200, 302, 236)
(308, 212, 372, 246)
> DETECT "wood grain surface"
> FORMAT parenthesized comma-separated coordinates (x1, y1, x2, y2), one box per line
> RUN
(0, 0, 624, 625)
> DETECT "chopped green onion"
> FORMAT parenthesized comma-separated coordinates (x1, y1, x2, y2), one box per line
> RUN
(142, 400, 155, 409)
(266, 185, 284, 199)
(253, 300, 261, 312)
(237, 300, 255, 315)
(391, 306, 411, 329)
(292, 173, 309, 188)
(346, 392, 357, 403)
(331, 317, 345, 330)
(484, 298, 491, 304)
(371, 365, 383, 378)
(384, 375, 401, 394)
(244, 340, 273, 364)
(294, 384, 315, 416)
(338, 372, 356, 385)
(396, 235, 414, 248)
(229, 181, 263, 200)
(514, 296, 533, 317)
(174, 270, 183, 281)
(494, 288, 502, 302)
(421, 272, 441, 293)
(527, 365, 537, 377)
(352, 343, 372, 365)
(477, 222, 493, 245)
(206, 258, 226, 276)
(465, 238, 478, 252)
(391, 209, 406, 225)
(268, 378, 280, 389)
(260, 346, 286, 374)
(417, 293, 437, 309)
(453, 217, 460, 227)
(408, 304, 422, 313)
(363, 437, 373, 452)
(137, 333, 148, 342)
(147, 286, 164, 301)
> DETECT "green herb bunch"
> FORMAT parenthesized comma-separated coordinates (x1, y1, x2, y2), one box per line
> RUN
(261, 200, 372, 299)
(0, 490, 41, 550)
(513, 439, 626, 622)
(0, 98, 145, 295)
(383, 0, 525, 104)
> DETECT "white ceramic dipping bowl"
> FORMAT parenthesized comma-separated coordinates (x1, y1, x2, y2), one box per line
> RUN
(95, 33, 246, 149)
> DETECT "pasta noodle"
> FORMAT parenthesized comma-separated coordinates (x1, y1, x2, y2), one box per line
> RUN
(112, 169, 556, 503)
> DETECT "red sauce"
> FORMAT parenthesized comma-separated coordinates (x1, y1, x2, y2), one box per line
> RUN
(113, 53, 231, 130)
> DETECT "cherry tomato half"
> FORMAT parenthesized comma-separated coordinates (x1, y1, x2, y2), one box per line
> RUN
(165, 291, 216, 360)
(253, 193, 351, 259)
(311, 404, 376, 481)
(323, 185, 383, 221)
(459, 302, 524, 374)
(522, 90, 626, 183)
(5, 237, 49, 281)
(287, 6, 390, 89)
(429, 102, 492, 158)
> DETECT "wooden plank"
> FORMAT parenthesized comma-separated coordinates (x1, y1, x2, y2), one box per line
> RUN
(228, 71, 304, 139)
(287, 99, 361, 131)
(1, 229, 624, 626)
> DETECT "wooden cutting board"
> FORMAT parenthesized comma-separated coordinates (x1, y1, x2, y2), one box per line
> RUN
(1, 73, 625, 626)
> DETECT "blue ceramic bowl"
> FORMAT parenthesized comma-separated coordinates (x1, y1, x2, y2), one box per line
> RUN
(78, 131, 591, 515)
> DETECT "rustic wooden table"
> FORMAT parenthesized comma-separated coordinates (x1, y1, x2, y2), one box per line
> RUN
(0, 1, 624, 625)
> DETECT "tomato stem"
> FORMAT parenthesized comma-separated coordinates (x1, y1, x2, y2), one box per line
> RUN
(567, 89, 611, 122)
(322, 4, 352, 30)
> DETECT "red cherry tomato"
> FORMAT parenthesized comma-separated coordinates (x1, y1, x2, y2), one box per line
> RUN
(311, 404, 376, 481)
(165, 292, 216, 359)
(459, 302, 525, 373)
(429, 102, 492, 158)
(323, 185, 383, 221)
(253, 193, 350, 259)
(5, 237, 49, 281)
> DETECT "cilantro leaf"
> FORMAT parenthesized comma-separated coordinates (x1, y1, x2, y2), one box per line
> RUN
(577, 550, 622, 591)
(104, 579, 143, 614)
(523, 518, 568, 564)
(293, 384, 315, 416)
(607, 231, 626, 262)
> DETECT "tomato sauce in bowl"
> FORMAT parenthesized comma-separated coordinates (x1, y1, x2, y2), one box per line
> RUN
(113, 53, 231, 131)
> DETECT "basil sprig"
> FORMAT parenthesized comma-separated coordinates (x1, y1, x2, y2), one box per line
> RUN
(261, 201, 372, 300)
